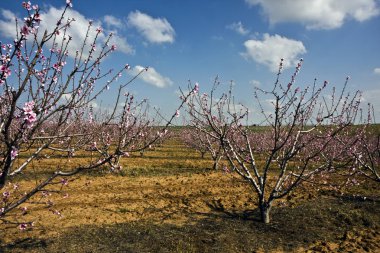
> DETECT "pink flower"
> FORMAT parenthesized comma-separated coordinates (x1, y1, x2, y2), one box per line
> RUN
(175, 110, 180, 117)
(19, 223, 28, 230)
(96, 27, 103, 33)
(3, 191, 10, 198)
(22, 1, 32, 10)
(23, 101, 37, 127)
(0, 65, 12, 79)
(66, 0, 73, 8)
(20, 206, 28, 215)
(90, 142, 97, 150)
(111, 45, 116, 51)
(21, 25, 30, 36)
(194, 82, 199, 93)
(223, 166, 230, 173)
(61, 178, 68, 186)
(11, 147, 18, 160)
(33, 13, 41, 23)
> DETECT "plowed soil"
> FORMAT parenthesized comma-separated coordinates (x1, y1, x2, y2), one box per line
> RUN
(1, 137, 380, 252)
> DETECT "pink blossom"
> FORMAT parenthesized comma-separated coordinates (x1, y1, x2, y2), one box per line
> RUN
(175, 110, 180, 117)
(11, 147, 18, 160)
(19, 223, 28, 230)
(0, 65, 12, 79)
(66, 0, 73, 8)
(2, 191, 10, 198)
(223, 166, 230, 173)
(90, 142, 97, 150)
(20, 206, 28, 215)
(61, 178, 68, 185)
(22, 1, 32, 10)
(96, 27, 103, 33)
(194, 82, 199, 93)
(21, 25, 30, 36)
(23, 101, 37, 127)
(33, 13, 41, 23)
(111, 45, 116, 51)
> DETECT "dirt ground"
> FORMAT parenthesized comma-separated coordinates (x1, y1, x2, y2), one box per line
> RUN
(1, 138, 380, 252)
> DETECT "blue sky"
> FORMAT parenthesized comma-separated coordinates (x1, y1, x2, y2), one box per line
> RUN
(1, 0, 380, 122)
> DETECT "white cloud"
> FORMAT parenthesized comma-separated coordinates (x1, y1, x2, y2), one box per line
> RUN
(0, 9, 17, 38)
(250, 80, 261, 87)
(245, 0, 380, 30)
(374, 68, 380, 74)
(130, 65, 173, 88)
(362, 89, 380, 119)
(0, 7, 133, 57)
(227, 21, 249, 35)
(127, 11, 175, 44)
(103, 15, 123, 29)
(242, 33, 306, 72)
(109, 34, 134, 55)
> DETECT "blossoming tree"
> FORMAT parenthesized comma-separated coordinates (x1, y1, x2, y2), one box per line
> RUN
(0, 1, 193, 229)
(184, 59, 362, 223)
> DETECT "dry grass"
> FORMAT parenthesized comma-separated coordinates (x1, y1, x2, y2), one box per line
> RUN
(1, 136, 380, 252)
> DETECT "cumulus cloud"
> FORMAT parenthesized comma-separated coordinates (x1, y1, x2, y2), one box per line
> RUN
(242, 33, 306, 72)
(130, 66, 173, 88)
(245, 0, 380, 30)
(127, 11, 175, 44)
(103, 15, 123, 29)
(0, 9, 17, 38)
(0, 7, 133, 58)
(227, 21, 249, 35)
(374, 68, 380, 74)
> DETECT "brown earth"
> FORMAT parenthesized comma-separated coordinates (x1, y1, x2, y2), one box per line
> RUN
(1, 138, 380, 252)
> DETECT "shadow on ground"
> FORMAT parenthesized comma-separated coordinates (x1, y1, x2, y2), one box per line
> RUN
(2, 196, 380, 252)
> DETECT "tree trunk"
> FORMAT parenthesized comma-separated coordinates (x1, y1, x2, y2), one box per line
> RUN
(212, 155, 222, 170)
(259, 201, 272, 224)
(212, 161, 218, 170)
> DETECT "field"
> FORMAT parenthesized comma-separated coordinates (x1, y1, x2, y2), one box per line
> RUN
(1, 135, 380, 252)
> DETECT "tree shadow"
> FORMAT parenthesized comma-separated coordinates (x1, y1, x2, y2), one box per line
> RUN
(2, 197, 379, 252)
(2, 237, 48, 252)
(205, 198, 261, 221)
